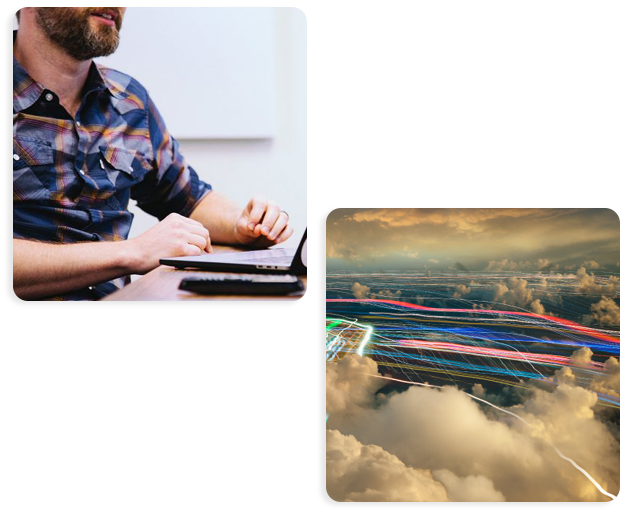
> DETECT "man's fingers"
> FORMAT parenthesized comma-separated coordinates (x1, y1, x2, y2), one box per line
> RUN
(258, 204, 280, 237)
(186, 223, 210, 240)
(274, 224, 294, 245)
(183, 243, 203, 256)
(174, 217, 211, 251)
(246, 196, 268, 230)
(267, 211, 289, 241)
(186, 232, 211, 253)
(185, 225, 213, 252)
(232, 198, 293, 248)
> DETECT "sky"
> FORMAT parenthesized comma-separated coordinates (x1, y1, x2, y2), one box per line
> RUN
(326, 208, 620, 272)
(326, 208, 620, 500)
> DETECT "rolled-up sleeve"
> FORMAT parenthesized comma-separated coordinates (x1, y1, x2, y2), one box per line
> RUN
(131, 95, 211, 219)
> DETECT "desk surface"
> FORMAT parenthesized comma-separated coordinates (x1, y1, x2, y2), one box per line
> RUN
(102, 245, 306, 301)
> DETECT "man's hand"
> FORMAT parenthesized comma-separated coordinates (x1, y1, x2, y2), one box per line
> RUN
(233, 196, 294, 247)
(126, 213, 211, 273)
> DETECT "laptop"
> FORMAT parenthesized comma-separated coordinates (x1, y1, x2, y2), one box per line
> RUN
(160, 229, 307, 275)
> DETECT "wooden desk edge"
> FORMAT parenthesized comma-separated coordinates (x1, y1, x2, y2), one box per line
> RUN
(102, 246, 306, 301)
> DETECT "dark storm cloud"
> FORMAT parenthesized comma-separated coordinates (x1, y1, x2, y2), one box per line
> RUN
(533, 238, 619, 267)
(326, 208, 374, 223)
(539, 261, 559, 272)
(326, 209, 619, 271)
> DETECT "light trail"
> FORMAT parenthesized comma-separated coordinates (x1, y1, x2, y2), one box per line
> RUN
(395, 339, 604, 370)
(369, 374, 617, 501)
(326, 309, 620, 407)
(328, 298, 619, 344)
(326, 318, 373, 360)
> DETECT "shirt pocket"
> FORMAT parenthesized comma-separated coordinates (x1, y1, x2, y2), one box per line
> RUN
(13, 137, 55, 202)
(98, 146, 151, 191)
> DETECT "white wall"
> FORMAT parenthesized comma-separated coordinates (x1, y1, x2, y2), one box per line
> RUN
(127, 7, 307, 247)
(98, 8, 278, 139)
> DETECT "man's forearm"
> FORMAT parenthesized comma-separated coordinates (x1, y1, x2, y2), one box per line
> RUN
(189, 191, 240, 244)
(13, 239, 136, 300)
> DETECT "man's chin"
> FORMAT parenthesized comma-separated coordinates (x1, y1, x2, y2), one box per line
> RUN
(66, 42, 120, 61)
(67, 50, 115, 61)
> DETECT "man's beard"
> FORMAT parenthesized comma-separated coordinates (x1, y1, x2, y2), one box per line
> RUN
(35, 7, 124, 61)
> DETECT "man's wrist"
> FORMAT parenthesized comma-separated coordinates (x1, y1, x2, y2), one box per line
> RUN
(116, 239, 142, 274)
(232, 207, 245, 243)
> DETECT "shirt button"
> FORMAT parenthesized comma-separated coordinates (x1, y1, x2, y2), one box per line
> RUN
(88, 286, 95, 291)
(79, 170, 85, 176)
(129, 166, 134, 172)
(13, 153, 20, 161)
(45, 92, 54, 101)
(76, 121, 81, 127)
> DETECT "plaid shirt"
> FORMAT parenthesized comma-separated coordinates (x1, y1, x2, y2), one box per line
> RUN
(13, 51, 211, 300)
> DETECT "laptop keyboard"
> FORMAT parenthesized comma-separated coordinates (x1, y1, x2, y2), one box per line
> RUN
(191, 274, 298, 282)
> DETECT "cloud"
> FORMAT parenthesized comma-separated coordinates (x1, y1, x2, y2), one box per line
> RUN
(471, 384, 486, 397)
(429, 259, 439, 264)
(327, 240, 358, 261)
(492, 283, 509, 299)
(373, 289, 402, 300)
(327, 209, 619, 271)
(582, 260, 601, 270)
(454, 262, 468, 272)
(486, 259, 520, 272)
(432, 469, 505, 502)
(346, 208, 545, 231)
(538, 259, 559, 272)
(575, 268, 618, 294)
(529, 298, 546, 314)
(326, 430, 450, 502)
(453, 284, 471, 299)
(327, 355, 619, 501)
(554, 366, 577, 384)
(351, 282, 371, 299)
(557, 348, 619, 400)
(590, 296, 620, 326)
(486, 259, 553, 272)
(571, 347, 593, 365)
(590, 357, 620, 398)
(524, 380, 597, 419)
(326, 354, 385, 418)
(576, 268, 598, 293)
(492, 277, 546, 313)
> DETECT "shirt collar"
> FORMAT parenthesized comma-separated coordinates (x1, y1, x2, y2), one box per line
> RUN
(13, 30, 125, 113)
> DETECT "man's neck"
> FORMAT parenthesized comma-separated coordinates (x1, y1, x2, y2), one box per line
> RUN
(14, 27, 91, 118)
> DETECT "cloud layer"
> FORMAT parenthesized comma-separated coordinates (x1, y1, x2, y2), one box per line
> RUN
(576, 267, 619, 294)
(327, 354, 619, 501)
(327, 430, 450, 501)
(327, 209, 619, 272)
